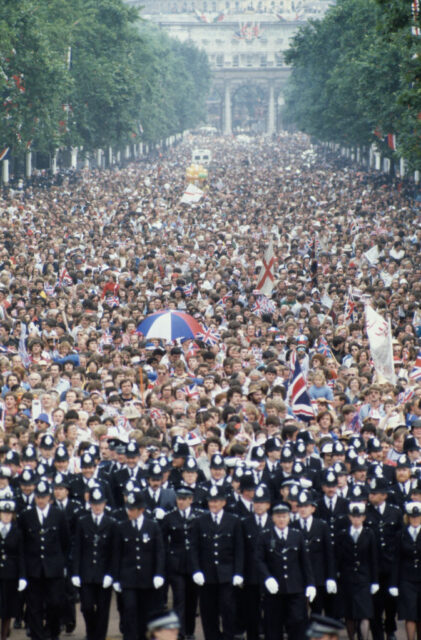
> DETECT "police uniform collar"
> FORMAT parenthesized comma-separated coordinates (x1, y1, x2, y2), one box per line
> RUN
(275, 526, 288, 539)
(255, 513, 267, 526)
(37, 505, 50, 520)
(180, 507, 191, 519)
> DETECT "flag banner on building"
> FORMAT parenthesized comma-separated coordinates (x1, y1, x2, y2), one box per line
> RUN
(365, 305, 396, 383)
(256, 239, 275, 297)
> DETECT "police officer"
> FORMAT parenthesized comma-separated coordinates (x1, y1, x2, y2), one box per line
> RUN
(241, 484, 272, 640)
(335, 502, 378, 640)
(19, 478, 70, 640)
(111, 441, 146, 507)
(315, 470, 349, 546)
(71, 485, 115, 640)
(292, 490, 337, 616)
(178, 457, 207, 509)
(112, 490, 165, 640)
(15, 468, 37, 514)
(70, 452, 113, 506)
(393, 501, 421, 640)
(161, 487, 201, 639)
(365, 476, 402, 640)
(191, 485, 244, 640)
(52, 472, 81, 634)
(142, 462, 176, 522)
(256, 502, 316, 640)
(0, 499, 26, 640)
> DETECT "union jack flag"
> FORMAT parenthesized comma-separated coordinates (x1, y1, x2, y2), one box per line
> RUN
(43, 282, 57, 297)
(398, 388, 414, 405)
(105, 296, 120, 308)
(0, 345, 17, 354)
(287, 358, 315, 422)
(252, 295, 276, 317)
(196, 325, 221, 346)
(59, 268, 73, 287)
(317, 336, 332, 358)
(350, 411, 362, 433)
(409, 350, 421, 382)
(149, 407, 164, 421)
(99, 332, 114, 348)
(182, 384, 200, 400)
(344, 296, 356, 324)
(216, 291, 232, 307)
(183, 283, 194, 297)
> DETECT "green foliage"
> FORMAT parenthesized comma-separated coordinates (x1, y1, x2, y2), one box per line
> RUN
(0, 0, 211, 157)
(283, 0, 421, 168)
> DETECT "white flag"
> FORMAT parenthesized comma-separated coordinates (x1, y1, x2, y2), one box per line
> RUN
(363, 245, 379, 265)
(180, 184, 203, 204)
(256, 240, 275, 297)
(365, 305, 396, 383)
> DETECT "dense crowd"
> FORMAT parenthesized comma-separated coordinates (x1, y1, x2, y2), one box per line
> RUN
(0, 134, 419, 640)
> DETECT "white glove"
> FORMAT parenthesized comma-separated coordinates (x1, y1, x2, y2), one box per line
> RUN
(71, 576, 81, 588)
(192, 572, 205, 586)
(153, 576, 164, 589)
(113, 582, 122, 593)
(306, 586, 317, 602)
(233, 575, 244, 587)
(154, 508, 166, 520)
(370, 584, 379, 595)
(389, 587, 399, 597)
(17, 579, 27, 592)
(326, 579, 337, 594)
(264, 577, 279, 594)
(102, 575, 113, 589)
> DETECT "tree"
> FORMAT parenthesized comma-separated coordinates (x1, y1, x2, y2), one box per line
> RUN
(283, 0, 421, 168)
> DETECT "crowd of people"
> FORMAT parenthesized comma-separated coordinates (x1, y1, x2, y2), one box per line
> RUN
(0, 133, 419, 640)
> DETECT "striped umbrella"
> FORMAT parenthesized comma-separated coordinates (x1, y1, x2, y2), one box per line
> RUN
(137, 310, 203, 341)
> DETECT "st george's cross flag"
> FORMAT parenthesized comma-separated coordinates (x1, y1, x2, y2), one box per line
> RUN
(256, 239, 275, 297)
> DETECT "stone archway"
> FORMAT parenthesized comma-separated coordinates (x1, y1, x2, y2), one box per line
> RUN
(231, 83, 269, 134)
(206, 85, 223, 131)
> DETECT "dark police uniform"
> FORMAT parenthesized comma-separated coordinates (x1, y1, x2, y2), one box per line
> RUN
(256, 521, 315, 640)
(0, 516, 25, 619)
(365, 485, 402, 640)
(191, 505, 244, 640)
(72, 509, 115, 640)
(19, 488, 70, 640)
(335, 524, 378, 620)
(161, 504, 202, 638)
(291, 514, 336, 616)
(112, 511, 165, 640)
(394, 515, 421, 622)
(242, 511, 272, 640)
